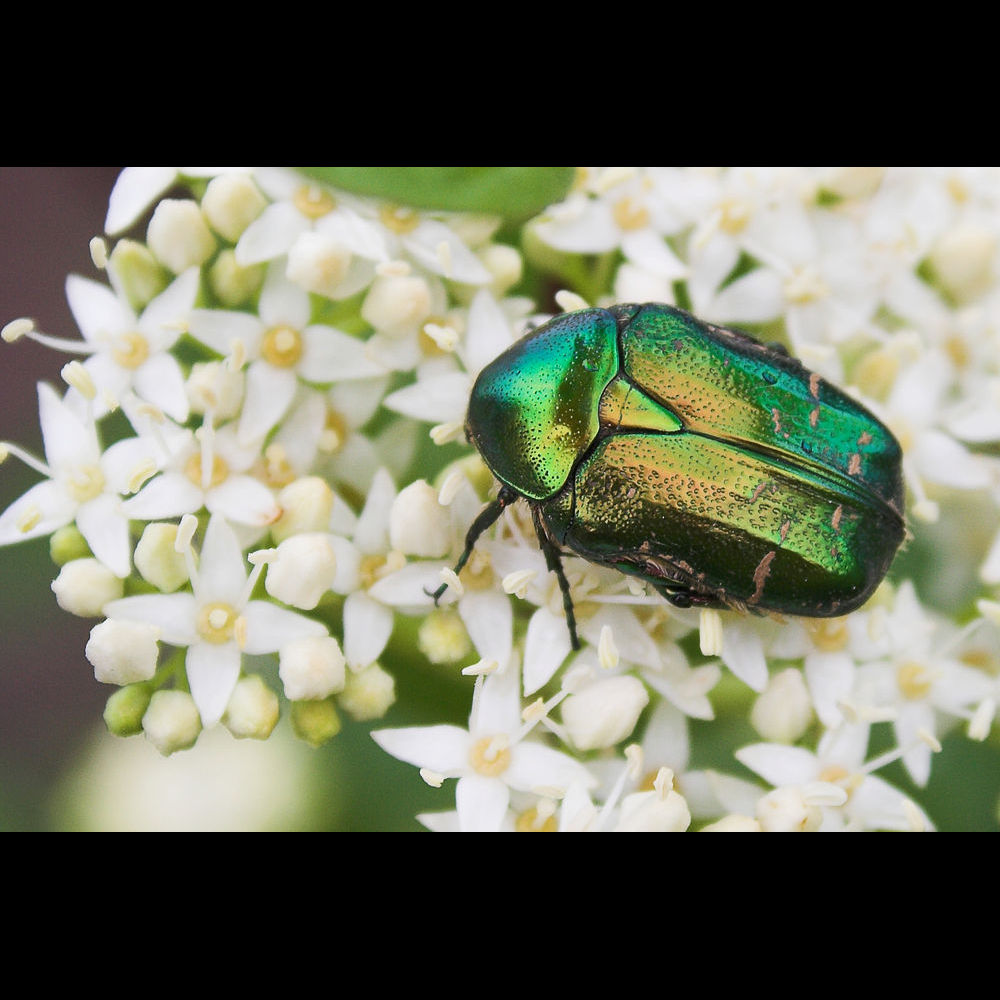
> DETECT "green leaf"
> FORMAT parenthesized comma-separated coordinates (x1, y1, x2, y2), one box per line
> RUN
(295, 167, 574, 221)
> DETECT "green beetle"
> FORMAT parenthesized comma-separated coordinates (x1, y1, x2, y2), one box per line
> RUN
(433, 302, 906, 650)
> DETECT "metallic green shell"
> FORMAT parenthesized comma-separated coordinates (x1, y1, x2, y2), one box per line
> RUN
(465, 302, 906, 617)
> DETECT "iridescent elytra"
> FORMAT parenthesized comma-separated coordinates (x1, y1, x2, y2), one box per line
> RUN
(432, 302, 905, 650)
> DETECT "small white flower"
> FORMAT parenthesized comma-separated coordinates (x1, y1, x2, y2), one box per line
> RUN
(104, 515, 328, 726)
(188, 262, 386, 445)
(0, 383, 155, 576)
(373, 661, 596, 832)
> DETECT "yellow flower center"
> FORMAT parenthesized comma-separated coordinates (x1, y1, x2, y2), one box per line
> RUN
(257, 443, 295, 488)
(359, 550, 406, 590)
(943, 333, 971, 371)
(261, 325, 303, 368)
(515, 806, 558, 832)
(784, 265, 830, 305)
(612, 195, 650, 232)
(897, 661, 933, 700)
(197, 601, 239, 644)
(459, 549, 495, 592)
(718, 198, 751, 235)
(293, 184, 336, 220)
(184, 451, 229, 489)
(853, 348, 899, 402)
(65, 464, 106, 503)
(379, 203, 420, 235)
(808, 617, 849, 653)
(112, 331, 151, 370)
(319, 408, 350, 454)
(468, 735, 511, 777)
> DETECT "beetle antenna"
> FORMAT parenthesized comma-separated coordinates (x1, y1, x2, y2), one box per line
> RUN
(426, 486, 519, 605)
(531, 507, 581, 651)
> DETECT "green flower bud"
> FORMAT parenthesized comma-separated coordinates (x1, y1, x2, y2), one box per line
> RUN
(107, 238, 169, 310)
(103, 683, 153, 737)
(49, 525, 91, 566)
(290, 697, 342, 747)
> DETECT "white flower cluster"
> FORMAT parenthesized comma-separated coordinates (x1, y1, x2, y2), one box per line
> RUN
(3, 166, 1000, 831)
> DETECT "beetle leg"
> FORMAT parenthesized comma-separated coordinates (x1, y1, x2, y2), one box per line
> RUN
(531, 506, 581, 651)
(425, 486, 519, 605)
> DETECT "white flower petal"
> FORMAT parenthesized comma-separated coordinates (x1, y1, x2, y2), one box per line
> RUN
(258, 263, 312, 329)
(720, 620, 769, 692)
(300, 325, 387, 381)
(76, 493, 131, 577)
(505, 740, 597, 794)
(105, 167, 178, 235)
(122, 473, 202, 520)
(38, 382, 99, 471)
(0, 479, 76, 544)
(805, 649, 856, 728)
(133, 352, 190, 423)
(137, 267, 200, 350)
(65, 273, 134, 343)
(353, 468, 395, 555)
(463, 289, 515, 378)
(455, 774, 510, 831)
(187, 309, 263, 358)
(237, 361, 297, 445)
(459, 588, 512, 672)
(383, 372, 470, 424)
(105, 592, 199, 646)
(522, 606, 573, 695)
(735, 742, 820, 787)
(404, 220, 491, 285)
(186, 640, 242, 727)
(371, 723, 471, 773)
(235, 201, 310, 265)
(343, 590, 395, 668)
(241, 600, 327, 654)
(196, 515, 248, 604)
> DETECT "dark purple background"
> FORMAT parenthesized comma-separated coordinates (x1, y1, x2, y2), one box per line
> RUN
(0, 167, 125, 827)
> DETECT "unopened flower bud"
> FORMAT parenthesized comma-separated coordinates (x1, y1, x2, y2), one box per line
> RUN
(819, 166, 885, 200)
(362, 273, 432, 335)
(142, 690, 202, 755)
(417, 609, 472, 664)
(929, 222, 997, 302)
(51, 558, 124, 617)
(86, 618, 160, 685)
(755, 786, 823, 832)
(265, 534, 337, 610)
(134, 522, 190, 593)
(49, 525, 90, 566)
(614, 787, 691, 832)
(272, 476, 335, 542)
(107, 239, 168, 310)
(208, 249, 265, 308)
(338, 662, 396, 721)
(286, 231, 353, 297)
(290, 697, 341, 747)
(103, 682, 153, 737)
(700, 814, 762, 832)
(389, 479, 451, 557)
(201, 174, 267, 242)
(477, 243, 523, 297)
(279, 635, 347, 701)
(147, 199, 216, 274)
(561, 675, 649, 751)
(223, 674, 280, 740)
(750, 668, 814, 743)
